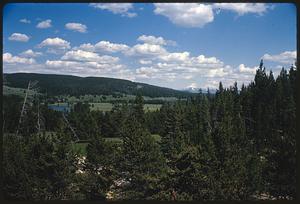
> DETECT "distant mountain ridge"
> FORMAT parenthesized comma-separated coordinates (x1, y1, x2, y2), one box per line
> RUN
(182, 87, 200, 93)
(4, 73, 195, 98)
(182, 87, 217, 94)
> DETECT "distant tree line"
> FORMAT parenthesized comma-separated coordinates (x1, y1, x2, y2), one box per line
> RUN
(4, 73, 194, 98)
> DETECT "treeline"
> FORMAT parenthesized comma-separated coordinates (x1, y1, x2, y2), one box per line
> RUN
(2, 61, 296, 200)
(4, 73, 194, 98)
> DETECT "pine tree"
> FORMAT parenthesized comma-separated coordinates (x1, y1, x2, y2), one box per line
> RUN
(120, 116, 166, 200)
(133, 93, 145, 124)
(83, 133, 116, 200)
(3, 134, 32, 199)
(212, 89, 262, 200)
(160, 103, 186, 159)
(155, 144, 219, 201)
(264, 67, 296, 198)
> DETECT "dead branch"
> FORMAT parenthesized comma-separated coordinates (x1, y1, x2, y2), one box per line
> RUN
(62, 113, 79, 142)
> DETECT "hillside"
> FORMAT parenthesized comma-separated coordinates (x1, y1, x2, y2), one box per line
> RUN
(4, 73, 195, 98)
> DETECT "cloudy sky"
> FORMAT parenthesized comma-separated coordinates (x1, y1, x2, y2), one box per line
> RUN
(3, 3, 296, 90)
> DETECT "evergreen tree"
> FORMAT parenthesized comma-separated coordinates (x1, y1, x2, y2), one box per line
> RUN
(264, 67, 296, 198)
(82, 133, 116, 200)
(133, 93, 145, 124)
(3, 134, 32, 199)
(160, 103, 186, 159)
(120, 116, 166, 200)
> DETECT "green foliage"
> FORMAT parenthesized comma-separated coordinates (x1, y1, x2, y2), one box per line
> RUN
(3, 134, 31, 199)
(2, 95, 23, 133)
(3, 131, 77, 200)
(82, 133, 116, 200)
(68, 102, 100, 140)
(2, 62, 296, 200)
(119, 97, 167, 200)
(4, 73, 194, 98)
(160, 103, 186, 158)
(71, 142, 88, 156)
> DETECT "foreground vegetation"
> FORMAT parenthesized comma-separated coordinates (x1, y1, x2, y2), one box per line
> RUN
(2, 61, 296, 200)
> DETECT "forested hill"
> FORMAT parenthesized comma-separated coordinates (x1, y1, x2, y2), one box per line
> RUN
(4, 73, 195, 98)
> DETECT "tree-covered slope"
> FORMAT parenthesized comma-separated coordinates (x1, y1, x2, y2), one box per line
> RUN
(4, 73, 194, 98)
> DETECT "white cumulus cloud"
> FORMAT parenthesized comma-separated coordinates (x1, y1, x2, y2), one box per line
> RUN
(36, 19, 52, 29)
(73, 41, 130, 53)
(213, 3, 270, 15)
(262, 51, 296, 64)
(127, 43, 168, 57)
(8, 33, 30, 42)
(20, 49, 42, 58)
(3, 53, 35, 64)
(139, 59, 152, 65)
(137, 35, 167, 45)
(154, 3, 214, 28)
(38, 37, 71, 51)
(74, 43, 95, 52)
(153, 3, 271, 28)
(89, 3, 137, 17)
(238, 64, 258, 74)
(95, 41, 130, 53)
(45, 51, 134, 80)
(135, 53, 228, 81)
(20, 18, 31, 24)
(159, 52, 190, 62)
(61, 50, 119, 64)
(65, 22, 87, 33)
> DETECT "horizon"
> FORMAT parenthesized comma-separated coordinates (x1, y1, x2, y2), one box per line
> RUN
(3, 3, 296, 90)
(3, 72, 211, 92)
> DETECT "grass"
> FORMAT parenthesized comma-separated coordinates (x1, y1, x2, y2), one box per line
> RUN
(49, 102, 161, 112)
(4, 132, 160, 157)
(58, 94, 181, 104)
(104, 134, 161, 144)
(90, 103, 113, 112)
(89, 102, 162, 112)
(71, 135, 161, 156)
(3, 85, 39, 97)
(71, 142, 88, 156)
(144, 104, 162, 112)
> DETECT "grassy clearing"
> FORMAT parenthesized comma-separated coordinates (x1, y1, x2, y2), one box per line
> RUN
(71, 142, 88, 156)
(4, 132, 160, 157)
(48, 102, 161, 112)
(104, 134, 161, 144)
(58, 94, 180, 104)
(90, 103, 113, 112)
(89, 103, 162, 112)
(144, 104, 162, 112)
(3, 85, 39, 96)
(71, 135, 161, 156)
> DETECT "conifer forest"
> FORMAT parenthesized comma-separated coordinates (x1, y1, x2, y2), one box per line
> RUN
(2, 61, 297, 200)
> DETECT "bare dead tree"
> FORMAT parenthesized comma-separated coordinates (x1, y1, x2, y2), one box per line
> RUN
(16, 80, 39, 136)
(36, 96, 45, 134)
(62, 113, 79, 142)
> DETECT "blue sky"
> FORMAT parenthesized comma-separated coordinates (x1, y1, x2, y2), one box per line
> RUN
(3, 3, 296, 90)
